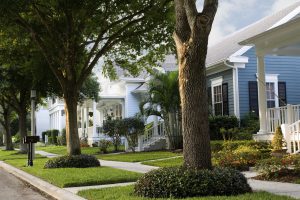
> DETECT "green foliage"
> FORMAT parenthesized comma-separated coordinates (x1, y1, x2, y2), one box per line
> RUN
(79, 185, 295, 200)
(255, 155, 300, 179)
(44, 129, 59, 144)
(134, 167, 251, 198)
(272, 127, 284, 151)
(98, 140, 112, 154)
(12, 132, 21, 143)
(79, 74, 101, 103)
(232, 132, 253, 140)
(209, 116, 239, 140)
(240, 112, 259, 134)
(214, 145, 263, 170)
(102, 119, 123, 151)
(44, 154, 100, 168)
(57, 128, 66, 146)
(122, 117, 145, 152)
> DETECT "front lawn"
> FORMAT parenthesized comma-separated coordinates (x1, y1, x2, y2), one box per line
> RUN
(36, 145, 125, 155)
(142, 157, 183, 167)
(98, 151, 180, 162)
(1, 150, 141, 188)
(78, 185, 296, 200)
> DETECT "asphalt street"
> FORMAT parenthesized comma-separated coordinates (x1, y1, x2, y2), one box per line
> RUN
(0, 168, 50, 200)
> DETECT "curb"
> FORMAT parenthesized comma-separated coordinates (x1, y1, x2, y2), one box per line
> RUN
(0, 161, 86, 200)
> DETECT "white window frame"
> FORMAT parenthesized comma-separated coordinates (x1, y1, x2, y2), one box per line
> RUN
(211, 77, 223, 115)
(265, 74, 279, 108)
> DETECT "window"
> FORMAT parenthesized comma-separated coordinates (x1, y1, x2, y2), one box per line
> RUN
(265, 74, 279, 108)
(213, 85, 223, 115)
(266, 82, 275, 108)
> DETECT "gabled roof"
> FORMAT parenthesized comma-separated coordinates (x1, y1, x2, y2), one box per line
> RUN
(206, 2, 300, 67)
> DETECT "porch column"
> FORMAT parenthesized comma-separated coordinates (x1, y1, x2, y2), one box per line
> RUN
(85, 105, 89, 137)
(92, 101, 98, 138)
(257, 54, 267, 134)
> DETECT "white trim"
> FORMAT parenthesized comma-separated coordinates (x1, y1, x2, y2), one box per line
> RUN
(269, 6, 300, 29)
(211, 76, 223, 87)
(265, 74, 279, 108)
(230, 46, 253, 58)
(211, 77, 223, 115)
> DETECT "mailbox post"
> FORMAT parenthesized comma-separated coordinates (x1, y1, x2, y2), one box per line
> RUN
(23, 136, 39, 166)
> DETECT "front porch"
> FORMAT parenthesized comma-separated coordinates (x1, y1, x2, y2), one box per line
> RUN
(240, 17, 300, 154)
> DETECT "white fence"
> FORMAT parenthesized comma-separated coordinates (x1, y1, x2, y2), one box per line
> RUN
(287, 121, 300, 154)
(137, 122, 165, 151)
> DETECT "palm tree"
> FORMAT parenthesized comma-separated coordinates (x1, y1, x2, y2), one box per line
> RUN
(140, 71, 182, 149)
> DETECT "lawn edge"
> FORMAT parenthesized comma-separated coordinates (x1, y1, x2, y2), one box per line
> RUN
(0, 161, 86, 200)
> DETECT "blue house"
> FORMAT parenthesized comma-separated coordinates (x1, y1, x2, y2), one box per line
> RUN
(206, 2, 300, 153)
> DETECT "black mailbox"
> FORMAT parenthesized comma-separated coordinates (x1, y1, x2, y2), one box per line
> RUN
(23, 136, 40, 167)
(23, 136, 40, 144)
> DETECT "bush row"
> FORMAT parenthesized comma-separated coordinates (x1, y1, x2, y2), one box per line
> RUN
(134, 167, 251, 198)
(42, 129, 60, 144)
(44, 154, 100, 168)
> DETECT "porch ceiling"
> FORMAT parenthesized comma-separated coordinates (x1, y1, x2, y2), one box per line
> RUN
(239, 17, 300, 56)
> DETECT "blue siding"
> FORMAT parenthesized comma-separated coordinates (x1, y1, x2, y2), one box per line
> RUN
(207, 68, 234, 115)
(239, 47, 300, 118)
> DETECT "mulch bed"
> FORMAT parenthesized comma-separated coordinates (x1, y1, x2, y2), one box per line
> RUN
(253, 169, 300, 183)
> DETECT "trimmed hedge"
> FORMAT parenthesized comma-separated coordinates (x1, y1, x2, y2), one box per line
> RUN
(134, 167, 251, 198)
(42, 129, 59, 144)
(44, 154, 100, 168)
(209, 115, 239, 140)
(210, 140, 270, 153)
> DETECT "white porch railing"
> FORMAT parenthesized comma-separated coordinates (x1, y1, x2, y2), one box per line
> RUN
(287, 121, 300, 154)
(137, 122, 166, 151)
(267, 104, 300, 133)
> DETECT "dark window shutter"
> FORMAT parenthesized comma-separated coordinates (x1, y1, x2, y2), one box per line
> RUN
(248, 81, 258, 116)
(207, 86, 212, 114)
(222, 83, 229, 115)
(278, 82, 287, 106)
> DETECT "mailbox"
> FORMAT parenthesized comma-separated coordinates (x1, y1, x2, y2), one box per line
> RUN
(23, 136, 39, 167)
(23, 136, 40, 144)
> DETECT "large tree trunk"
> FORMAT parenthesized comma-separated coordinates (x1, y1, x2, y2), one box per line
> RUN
(18, 108, 27, 153)
(64, 89, 81, 155)
(4, 119, 14, 150)
(174, 0, 218, 169)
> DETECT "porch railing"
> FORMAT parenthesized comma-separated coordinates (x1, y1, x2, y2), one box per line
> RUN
(137, 122, 165, 151)
(267, 104, 300, 133)
(287, 120, 300, 154)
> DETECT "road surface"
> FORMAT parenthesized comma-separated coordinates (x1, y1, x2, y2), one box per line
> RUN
(0, 168, 51, 200)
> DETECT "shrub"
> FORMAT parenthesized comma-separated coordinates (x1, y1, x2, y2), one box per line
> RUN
(255, 154, 300, 179)
(272, 127, 284, 151)
(134, 167, 251, 198)
(42, 131, 47, 142)
(122, 117, 144, 152)
(233, 132, 253, 140)
(80, 137, 89, 147)
(102, 118, 122, 151)
(98, 139, 112, 153)
(209, 116, 239, 140)
(57, 128, 66, 146)
(44, 154, 100, 168)
(240, 112, 259, 134)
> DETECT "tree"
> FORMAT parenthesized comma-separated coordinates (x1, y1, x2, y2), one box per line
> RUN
(173, 0, 218, 169)
(123, 117, 144, 152)
(102, 117, 124, 152)
(140, 71, 182, 149)
(1, 0, 173, 155)
(0, 97, 14, 150)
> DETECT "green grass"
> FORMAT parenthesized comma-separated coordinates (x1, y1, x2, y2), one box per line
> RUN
(0, 150, 141, 188)
(36, 145, 125, 155)
(78, 185, 296, 200)
(0, 150, 44, 161)
(142, 156, 183, 167)
(97, 151, 180, 162)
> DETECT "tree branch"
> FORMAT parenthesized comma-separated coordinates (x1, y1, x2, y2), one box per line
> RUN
(184, 0, 198, 29)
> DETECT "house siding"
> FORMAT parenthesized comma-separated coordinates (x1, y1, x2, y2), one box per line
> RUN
(207, 68, 234, 115)
(125, 83, 143, 117)
(239, 47, 300, 118)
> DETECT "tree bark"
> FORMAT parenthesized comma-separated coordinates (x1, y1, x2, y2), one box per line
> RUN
(64, 89, 81, 155)
(18, 108, 27, 153)
(174, 0, 218, 169)
(1, 105, 14, 150)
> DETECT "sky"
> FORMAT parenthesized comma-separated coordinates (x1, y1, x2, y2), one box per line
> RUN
(196, 0, 299, 46)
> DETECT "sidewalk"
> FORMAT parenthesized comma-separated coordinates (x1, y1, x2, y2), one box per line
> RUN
(7, 150, 300, 199)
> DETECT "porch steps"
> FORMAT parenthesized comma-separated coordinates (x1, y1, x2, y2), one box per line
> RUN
(143, 138, 166, 151)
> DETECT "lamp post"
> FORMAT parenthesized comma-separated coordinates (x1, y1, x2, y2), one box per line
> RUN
(31, 90, 36, 158)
